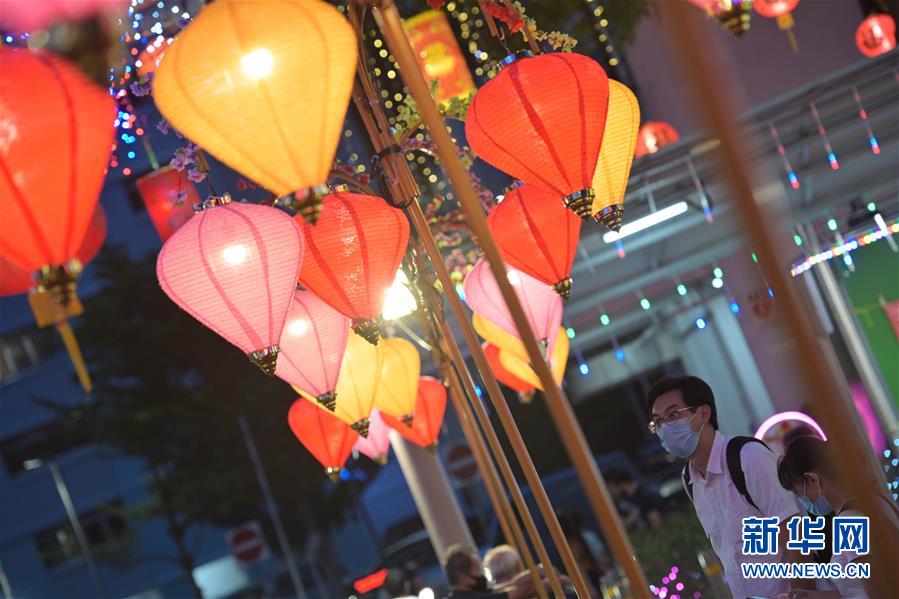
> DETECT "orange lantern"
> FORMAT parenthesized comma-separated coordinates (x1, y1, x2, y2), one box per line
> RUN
(403, 10, 476, 105)
(465, 52, 610, 218)
(153, 0, 356, 200)
(373, 338, 421, 422)
(634, 121, 680, 158)
(288, 398, 359, 480)
(855, 14, 896, 58)
(591, 81, 640, 232)
(486, 184, 581, 299)
(135, 166, 201, 242)
(483, 342, 536, 403)
(499, 327, 568, 391)
(383, 376, 447, 449)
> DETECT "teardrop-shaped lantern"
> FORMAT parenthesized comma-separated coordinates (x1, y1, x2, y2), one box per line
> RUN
(634, 121, 680, 159)
(473, 312, 558, 360)
(483, 342, 536, 403)
(0, 47, 114, 299)
(288, 398, 358, 480)
(486, 184, 581, 300)
(298, 191, 410, 344)
(465, 52, 609, 218)
(591, 81, 640, 232)
(276, 289, 350, 411)
(463, 260, 563, 349)
(1, 206, 106, 297)
(383, 376, 447, 449)
(374, 338, 420, 422)
(498, 327, 569, 391)
(153, 0, 356, 199)
(855, 14, 896, 58)
(157, 196, 303, 375)
(353, 409, 391, 465)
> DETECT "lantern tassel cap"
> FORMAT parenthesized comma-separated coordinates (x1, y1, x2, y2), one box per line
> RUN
(194, 192, 233, 213)
(316, 390, 337, 412)
(552, 277, 573, 301)
(35, 260, 83, 306)
(594, 204, 623, 232)
(325, 467, 341, 482)
(402, 413, 415, 427)
(518, 390, 536, 405)
(500, 50, 535, 69)
(563, 188, 595, 219)
(352, 318, 381, 345)
(715, 4, 751, 37)
(249, 345, 280, 375)
(351, 417, 371, 438)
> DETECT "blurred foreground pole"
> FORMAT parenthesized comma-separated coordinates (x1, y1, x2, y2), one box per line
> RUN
(657, 2, 898, 592)
(390, 431, 477, 559)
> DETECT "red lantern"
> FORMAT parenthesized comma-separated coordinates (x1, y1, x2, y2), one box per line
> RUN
(383, 376, 447, 449)
(486, 184, 581, 299)
(157, 196, 304, 375)
(753, 0, 798, 18)
(634, 122, 680, 158)
(465, 52, 610, 219)
(297, 190, 410, 344)
(483, 342, 536, 403)
(136, 166, 202, 242)
(855, 14, 896, 58)
(288, 398, 359, 480)
(0, 47, 114, 298)
(1, 206, 106, 297)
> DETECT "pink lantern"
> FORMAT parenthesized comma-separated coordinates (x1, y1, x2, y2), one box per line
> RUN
(462, 259, 563, 349)
(275, 289, 350, 411)
(353, 408, 391, 464)
(0, 0, 129, 32)
(157, 195, 303, 374)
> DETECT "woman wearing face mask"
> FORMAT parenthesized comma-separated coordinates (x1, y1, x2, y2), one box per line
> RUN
(775, 435, 899, 599)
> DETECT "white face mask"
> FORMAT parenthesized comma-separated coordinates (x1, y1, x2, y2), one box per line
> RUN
(659, 411, 703, 458)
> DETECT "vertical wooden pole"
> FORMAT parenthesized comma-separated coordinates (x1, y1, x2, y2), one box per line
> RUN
(372, 3, 649, 596)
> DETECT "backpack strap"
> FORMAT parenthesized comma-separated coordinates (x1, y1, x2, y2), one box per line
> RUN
(681, 462, 694, 502)
(726, 436, 770, 512)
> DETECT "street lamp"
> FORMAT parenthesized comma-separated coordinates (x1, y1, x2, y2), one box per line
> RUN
(23, 458, 108, 599)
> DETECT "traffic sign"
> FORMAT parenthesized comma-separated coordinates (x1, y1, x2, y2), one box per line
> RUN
(445, 442, 479, 485)
(226, 520, 270, 567)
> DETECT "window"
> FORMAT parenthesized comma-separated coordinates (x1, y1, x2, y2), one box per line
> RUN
(1, 416, 92, 475)
(33, 501, 131, 569)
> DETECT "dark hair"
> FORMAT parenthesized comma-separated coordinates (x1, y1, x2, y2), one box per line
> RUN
(604, 469, 635, 485)
(777, 435, 833, 490)
(646, 375, 718, 429)
(443, 544, 477, 586)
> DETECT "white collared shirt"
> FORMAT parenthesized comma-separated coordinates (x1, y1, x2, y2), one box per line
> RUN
(689, 431, 799, 598)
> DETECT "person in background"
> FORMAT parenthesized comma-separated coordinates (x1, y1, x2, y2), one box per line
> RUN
(647, 374, 802, 599)
(605, 469, 665, 530)
(440, 544, 538, 599)
(483, 545, 523, 586)
(775, 435, 899, 599)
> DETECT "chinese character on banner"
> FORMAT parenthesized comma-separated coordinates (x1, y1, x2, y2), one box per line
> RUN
(403, 10, 476, 105)
(742, 517, 781, 555)
(833, 516, 869, 555)
(787, 516, 827, 555)
(136, 166, 200, 242)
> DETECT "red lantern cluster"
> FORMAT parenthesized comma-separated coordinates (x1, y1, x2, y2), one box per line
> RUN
(855, 14, 896, 58)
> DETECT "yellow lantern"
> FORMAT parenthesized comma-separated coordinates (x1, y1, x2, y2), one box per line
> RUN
(499, 327, 569, 391)
(297, 332, 381, 437)
(473, 312, 529, 360)
(374, 337, 421, 423)
(591, 80, 640, 232)
(152, 0, 356, 198)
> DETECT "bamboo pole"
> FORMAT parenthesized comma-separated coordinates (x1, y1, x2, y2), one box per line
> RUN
(657, 3, 898, 593)
(372, 3, 649, 596)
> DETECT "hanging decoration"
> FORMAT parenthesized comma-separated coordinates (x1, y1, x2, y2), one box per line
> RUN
(753, 0, 799, 52)
(276, 289, 350, 412)
(483, 342, 537, 404)
(1, 206, 106, 297)
(373, 337, 421, 423)
(0, 47, 116, 393)
(498, 327, 569, 391)
(463, 259, 563, 350)
(135, 167, 202, 242)
(383, 376, 447, 449)
(353, 409, 391, 465)
(403, 10, 476, 105)
(465, 52, 610, 219)
(634, 121, 680, 158)
(288, 398, 359, 480)
(152, 0, 357, 214)
(298, 332, 382, 437)
(486, 183, 581, 299)
(855, 13, 896, 58)
(591, 80, 640, 232)
(297, 190, 410, 344)
(156, 196, 304, 375)
(688, 0, 752, 37)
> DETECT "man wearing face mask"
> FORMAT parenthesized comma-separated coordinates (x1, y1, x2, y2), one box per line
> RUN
(441, 544, 540, 599)
(647, 375, 801, 599)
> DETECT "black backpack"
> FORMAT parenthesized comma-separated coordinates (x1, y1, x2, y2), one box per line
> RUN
(681, 436, 770, 511)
